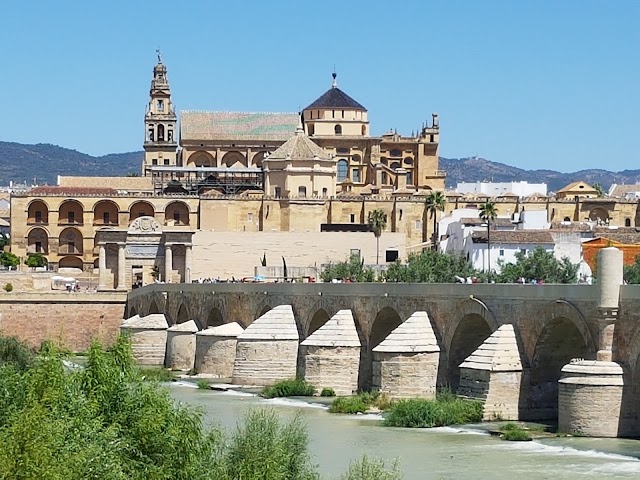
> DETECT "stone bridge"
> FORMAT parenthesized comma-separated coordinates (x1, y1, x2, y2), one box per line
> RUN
(127, 281, 640, 435)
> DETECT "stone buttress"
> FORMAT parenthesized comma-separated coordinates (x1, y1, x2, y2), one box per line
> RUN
(372, 311, 440, 399)
(457, 324, 523, 420)
(195, 322, 244, 378)
(300, 309, 361, 396)
(232, 305, 299, 385)
(120, 313, 168, 366)
(165, 320, 199, 370)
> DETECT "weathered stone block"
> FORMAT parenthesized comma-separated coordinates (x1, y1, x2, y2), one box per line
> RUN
(372, 351, 439, 399)
(120, 313, 168, 365)
(165, 320, 199, 370)
(194, 322, 244, 377)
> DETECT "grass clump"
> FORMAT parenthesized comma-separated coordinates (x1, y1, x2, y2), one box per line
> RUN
(383, 390, 483, 428)
(320, 387, 336, 397)
(261, 378, 316, 398)
(138, 366, 174, 382)
(500, 423, 532, 441)
(329, 391, 395, 414)
(197, 379, 210, 390)
(0, 336, 34, 371)
(340, 455, 403, 480)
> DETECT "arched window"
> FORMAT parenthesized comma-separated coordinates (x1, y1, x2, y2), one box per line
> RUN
(334, 124, 342, 135)
(157, 99, 164, 111)
(157, 124, 165, 141)
(390, 149, 402, 157)
(337, 160, 348, 182)
(563, 217, 571, 222)
(626, 218, 632, 227)
(298, 186, 307, 198)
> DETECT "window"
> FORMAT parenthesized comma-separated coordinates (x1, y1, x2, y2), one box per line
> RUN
(157, 124, 165, 141)
(157, 99, 164, 111)
(337, 159, 348, 181)
(390, 149, 402, 157)
(626, 218, 632, 227)
(103, 212, 110, 224)
(352, 154, 361, 163)
(148, 128, 154, 141)
(350, 249, 361, 258)
(386, 250, 399, 262)
(332, 110, 335, 118)
(341, 110, 345, 118)
(322, 187, 328, 197)
(337, 147, 349, 154)
(35, 241, 42, 253)
(164, 159, 170, 165)
(308, 124, 315, 135)
(350, 214, 356, 223)
(404, 157, 413, 165)
(499, 249, 505, 257)
(415, 220, 422, 230)
(168, 130, 173, 142)
(68, 241, 75, 253)
(173, 212, 181, 224)
(298, 186, 307, 197)
(247, 213, 254, 222)
(563, 217, 571, 222)
(274, 187, 282, 198)
(381, 172, 388, 184)
(406, 171, 413, 185)
(352, 168, 360, 183)
(520, 248, 527, 255)
(430, 134, 434, 142)
(35, 211, 42, 223)
(68, 211, 75, 224)
(152, 159, 158, 165)
(334, 124, 342, 135)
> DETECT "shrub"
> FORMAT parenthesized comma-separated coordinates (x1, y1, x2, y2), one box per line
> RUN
(329, 396, 370, 414)
(320, 387, 336, 397)
(500, 423, 533, 441)
(138, 367, 174, 382)
(383, 392, 483, 428)
(0, 252, 19, 269)
(197, 379, 210, 390)
(3, 283, 12, 292)
(261, 379, 315, 398)
(25, 253, 47, 268)
(341, 455, 403, 480)
(0, 336, 34, 371)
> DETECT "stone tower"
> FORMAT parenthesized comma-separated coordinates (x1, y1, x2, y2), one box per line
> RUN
(142, 51, 178, 175)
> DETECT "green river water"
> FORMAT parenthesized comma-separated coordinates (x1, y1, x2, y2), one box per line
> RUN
(169, 382, 640, 480)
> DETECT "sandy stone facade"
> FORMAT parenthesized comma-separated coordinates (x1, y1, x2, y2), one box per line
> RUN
(165, 320, 198, 370)
(194, 323, 244, 377)
(120, 314, 168, 366)
(372, 351, 440, 399)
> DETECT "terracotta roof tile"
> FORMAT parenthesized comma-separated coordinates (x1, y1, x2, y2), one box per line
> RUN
(471, 230, 554, 244)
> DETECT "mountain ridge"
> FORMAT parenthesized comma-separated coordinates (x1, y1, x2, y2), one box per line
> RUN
(1, 140, 638, 192)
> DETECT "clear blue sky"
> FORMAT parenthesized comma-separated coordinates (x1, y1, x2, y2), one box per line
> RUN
(0, 1, 638, 172)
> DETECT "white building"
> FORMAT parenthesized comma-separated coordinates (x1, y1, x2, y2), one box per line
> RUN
(455, 181, 547, 198)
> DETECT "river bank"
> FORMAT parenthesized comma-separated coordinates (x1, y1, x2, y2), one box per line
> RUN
(169, 382, 640, 480)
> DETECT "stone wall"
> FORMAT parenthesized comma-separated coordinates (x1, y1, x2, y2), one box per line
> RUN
(0, 272, 54, 292)
(0, 292, 126, 351)
(301, 345, 359, 396)
(195, 335, 238, 377)
(372, 351, 439, 399)
(232, 339, 299, 386)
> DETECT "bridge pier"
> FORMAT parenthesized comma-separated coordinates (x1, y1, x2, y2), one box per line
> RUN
(558, 247, 625, 437)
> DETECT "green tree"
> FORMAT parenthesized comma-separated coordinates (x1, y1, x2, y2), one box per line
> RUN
(425, 191, 446, 251)
(0, 233, 9, 251)
(495, 246, 579, 284)
(25, 253, 47, 268)
(321, 253, 375, 282)
(0, 252, 19, 270)
(624, 254, 640, 284)
(384, 249, 482, 283)
(368, 209, 388, 265)
(593, 182, 605, 198)
(478, 201, 498, 278)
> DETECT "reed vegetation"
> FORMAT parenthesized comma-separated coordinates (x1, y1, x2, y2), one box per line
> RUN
(261, 378, 316, 398)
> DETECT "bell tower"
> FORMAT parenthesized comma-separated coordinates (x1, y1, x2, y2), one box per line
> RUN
(142, 50, 178, 175)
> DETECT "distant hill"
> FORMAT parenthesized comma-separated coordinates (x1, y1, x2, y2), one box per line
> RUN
(0, 140, 638, 193)
(0, 141, 141, 185)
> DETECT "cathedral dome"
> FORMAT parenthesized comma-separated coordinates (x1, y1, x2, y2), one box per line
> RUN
(304, 73, 366, 111)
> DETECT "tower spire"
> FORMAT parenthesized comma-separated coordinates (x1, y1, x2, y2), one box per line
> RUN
(295, 111, 304, 135)
(331, 67, 337, 88)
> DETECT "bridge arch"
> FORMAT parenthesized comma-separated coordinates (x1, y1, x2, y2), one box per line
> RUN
(207, 307, 224, 328)
(304, 298, 339, 337)
(128, 306, 138, 318)
(444, 298, 497, 391)
(370, 306, 403, 349)
(526, 301, 596, 420)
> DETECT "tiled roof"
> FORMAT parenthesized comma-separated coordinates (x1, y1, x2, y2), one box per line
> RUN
(609, 184, 640, 198)
(305, 87, 366, 111)
(180, 111, 299, 141)
(550, 221, 593, 232)
(556, 181, 597, 194)
(265, 128, 330, 161)
(29, 187, 118, 196)
(471, 230, 555, 244)
(461, 217, 514, 227)
(591, 233, 640, 245)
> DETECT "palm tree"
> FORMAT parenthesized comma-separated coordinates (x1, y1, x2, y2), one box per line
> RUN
(367, 209, 388, 265)
(425, 191, 447, 251)
(479, 201, 498, 278)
